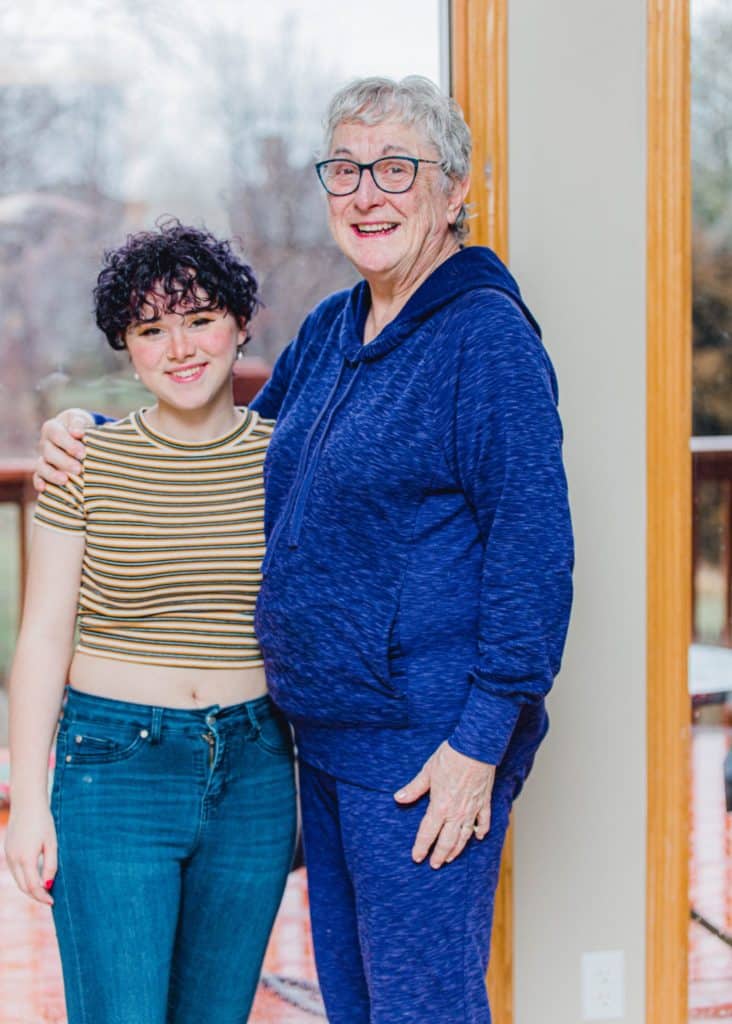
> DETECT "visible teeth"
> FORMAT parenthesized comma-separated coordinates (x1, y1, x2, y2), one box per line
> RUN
(357, 223, 395, 233)
(172, 367, 201, 379)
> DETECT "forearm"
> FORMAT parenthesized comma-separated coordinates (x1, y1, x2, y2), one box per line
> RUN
(8, 525, 83, 803)
(8, 627, 71, 803)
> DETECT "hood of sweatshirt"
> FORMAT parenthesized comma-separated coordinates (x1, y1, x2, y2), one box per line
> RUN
(339, 245, 542, 364)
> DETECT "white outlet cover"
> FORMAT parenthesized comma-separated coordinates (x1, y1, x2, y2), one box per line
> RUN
(581, 950, 625, 1020)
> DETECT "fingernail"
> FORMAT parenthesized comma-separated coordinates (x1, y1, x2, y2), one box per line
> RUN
(44, 879, 54, 891)
(394, 789, 406, 800)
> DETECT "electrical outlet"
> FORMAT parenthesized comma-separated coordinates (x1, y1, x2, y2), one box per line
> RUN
(581, 951, 625, 1020)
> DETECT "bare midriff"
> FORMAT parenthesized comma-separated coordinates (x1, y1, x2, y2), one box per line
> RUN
(69, 650, 268, 709)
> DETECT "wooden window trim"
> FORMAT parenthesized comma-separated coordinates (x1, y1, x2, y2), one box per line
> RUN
(646, 1, 692, 1021)
(451, 3, 512, 1022)
(454, 4, 693, 1021)
(451, 0, 508, 257)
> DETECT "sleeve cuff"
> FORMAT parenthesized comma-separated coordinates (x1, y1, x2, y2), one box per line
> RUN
(448, 687, 522, 765)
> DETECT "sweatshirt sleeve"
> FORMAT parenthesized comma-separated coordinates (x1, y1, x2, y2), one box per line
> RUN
(446, 296, 574, 766)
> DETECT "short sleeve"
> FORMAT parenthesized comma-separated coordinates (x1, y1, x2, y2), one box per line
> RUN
(33, 474, 86, 534)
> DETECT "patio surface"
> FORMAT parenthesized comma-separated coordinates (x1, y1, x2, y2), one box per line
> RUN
(2, 721, 732, 1021)
(690, 723, 732, 1021)
(0, 798, 323, 1024)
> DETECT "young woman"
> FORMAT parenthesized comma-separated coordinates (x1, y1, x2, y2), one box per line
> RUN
(4, 221, 297, 1024)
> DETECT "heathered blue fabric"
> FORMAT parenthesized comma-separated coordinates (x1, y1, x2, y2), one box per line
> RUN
(251, 246, 573, 791)
(299, 760, 514, 1024)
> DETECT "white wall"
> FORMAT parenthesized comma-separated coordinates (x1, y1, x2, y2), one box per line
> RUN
(507, 1, 647, 1021)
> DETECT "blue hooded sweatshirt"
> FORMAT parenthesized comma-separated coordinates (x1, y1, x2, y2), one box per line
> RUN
(250, 246, 573, 792)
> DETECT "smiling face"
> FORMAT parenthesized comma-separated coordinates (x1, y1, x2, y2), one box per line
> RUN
(325, 118, 469, 293)
(124, 290, 245, 429)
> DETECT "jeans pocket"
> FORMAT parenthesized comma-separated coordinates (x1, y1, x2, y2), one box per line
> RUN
(60, 722, 147, 765)
(252, 707, 294, 757)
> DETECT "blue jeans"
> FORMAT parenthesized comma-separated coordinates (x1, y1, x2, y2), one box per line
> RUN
(51, 687, 297, 1024)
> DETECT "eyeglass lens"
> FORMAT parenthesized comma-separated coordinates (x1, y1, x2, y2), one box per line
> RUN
(320, 158, 417, 195)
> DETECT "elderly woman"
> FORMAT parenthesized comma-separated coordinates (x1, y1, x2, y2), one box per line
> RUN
(35, 77, 573, 1024)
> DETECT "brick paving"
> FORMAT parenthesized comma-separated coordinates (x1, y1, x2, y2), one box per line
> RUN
(690, 723, 732, 1021)
(0, 796, 322, 1024)
(4, 721, 731, 1021)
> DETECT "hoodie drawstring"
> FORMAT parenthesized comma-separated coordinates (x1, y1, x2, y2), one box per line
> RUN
(262, 360, 361, 571)
(286, 362, 362, 549)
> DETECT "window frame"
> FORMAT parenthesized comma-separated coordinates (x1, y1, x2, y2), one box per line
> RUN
(646, 2, 692, 1021)
(451, 1, 512, 1019)
(453, 3, 694, 1019)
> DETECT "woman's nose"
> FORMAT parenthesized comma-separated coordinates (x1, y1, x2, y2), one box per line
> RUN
(353, 167, 385, 207)
(168, 327, 195, 359)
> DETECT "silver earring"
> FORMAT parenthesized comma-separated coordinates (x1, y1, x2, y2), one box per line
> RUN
(236, 347, 245, 360)
(133, 371, 140, 380)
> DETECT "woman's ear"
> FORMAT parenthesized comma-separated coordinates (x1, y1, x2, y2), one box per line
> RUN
(447, 175, 471, 225)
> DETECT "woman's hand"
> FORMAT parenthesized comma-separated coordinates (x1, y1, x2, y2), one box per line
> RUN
(34, 409, 93, 491)
(4, 801, 57, 905)
(394, 741, 496, 869)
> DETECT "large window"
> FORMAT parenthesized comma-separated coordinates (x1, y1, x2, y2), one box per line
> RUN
(0, 5, 446, 1020)
(690, 0, 732, 1015)
(0, 0, 445, 451)
(0, 0, 445, 681)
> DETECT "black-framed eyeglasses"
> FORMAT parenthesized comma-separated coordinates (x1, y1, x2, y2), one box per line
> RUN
(314, 156, 442, 196)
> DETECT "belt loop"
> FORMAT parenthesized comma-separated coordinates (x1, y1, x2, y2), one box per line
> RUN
(150, 707, 164, 744)
(245, 702, 261, 735)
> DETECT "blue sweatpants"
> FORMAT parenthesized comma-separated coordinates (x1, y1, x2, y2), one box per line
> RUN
(299, 760, 515, 1024)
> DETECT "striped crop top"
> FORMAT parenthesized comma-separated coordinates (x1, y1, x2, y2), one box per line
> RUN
(33, 408, 272, 670)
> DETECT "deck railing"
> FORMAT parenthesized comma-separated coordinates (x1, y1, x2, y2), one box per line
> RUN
(692, 436, 732, 649)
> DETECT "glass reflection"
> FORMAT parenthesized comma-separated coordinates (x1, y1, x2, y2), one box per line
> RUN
(690, 0, 732, 1014)
(0, 2, 444, 1020)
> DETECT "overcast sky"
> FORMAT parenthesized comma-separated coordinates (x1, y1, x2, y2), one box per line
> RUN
(693, 0, 731, 16)
(1, 1, 444, 84)
(0, 0, 445, 229)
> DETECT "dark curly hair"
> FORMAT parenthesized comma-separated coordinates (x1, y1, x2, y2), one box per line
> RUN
(94, 218, 259, 350)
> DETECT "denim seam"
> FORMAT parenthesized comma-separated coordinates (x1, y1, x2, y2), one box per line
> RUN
(190, 734, 218, 852)
(253, 726, 292, 757)
(55, 738, 90, 1024)
(63, 733, 146, 766)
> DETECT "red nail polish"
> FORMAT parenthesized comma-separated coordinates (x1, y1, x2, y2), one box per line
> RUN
(44, 879, 54, 891)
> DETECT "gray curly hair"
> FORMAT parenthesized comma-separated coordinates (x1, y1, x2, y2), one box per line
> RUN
(321, 75, 472, 242)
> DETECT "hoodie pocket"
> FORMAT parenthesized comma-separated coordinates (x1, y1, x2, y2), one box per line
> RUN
(256, 563, 409, 728)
